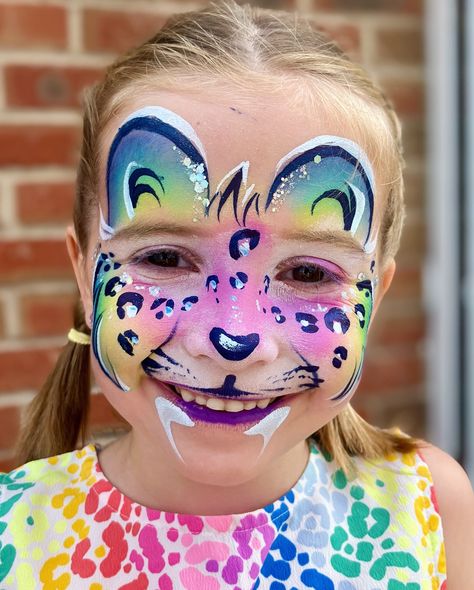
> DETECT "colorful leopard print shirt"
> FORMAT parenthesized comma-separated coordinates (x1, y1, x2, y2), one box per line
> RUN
(0, 440, 446, 589)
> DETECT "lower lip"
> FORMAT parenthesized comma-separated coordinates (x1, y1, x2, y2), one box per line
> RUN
(159, 383, 290, 425)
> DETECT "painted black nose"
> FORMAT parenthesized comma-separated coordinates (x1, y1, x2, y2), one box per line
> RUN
(209, 328, 260, 361)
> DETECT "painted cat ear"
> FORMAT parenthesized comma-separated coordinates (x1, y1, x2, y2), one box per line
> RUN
(106, 106, 209, 229)
(266, 136, 375, 249)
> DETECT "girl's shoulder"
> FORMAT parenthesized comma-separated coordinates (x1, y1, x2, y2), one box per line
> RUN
(416, 443, 474, 588)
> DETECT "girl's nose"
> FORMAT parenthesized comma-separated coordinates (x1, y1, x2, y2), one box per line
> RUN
(209, 327, 259, 361)
(183, 326, 280, 368)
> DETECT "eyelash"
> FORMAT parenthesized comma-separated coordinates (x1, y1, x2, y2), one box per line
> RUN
(128, 248, 345, 292)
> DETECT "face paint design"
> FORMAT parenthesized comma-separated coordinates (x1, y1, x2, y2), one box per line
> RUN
(92, 105, 378, 458)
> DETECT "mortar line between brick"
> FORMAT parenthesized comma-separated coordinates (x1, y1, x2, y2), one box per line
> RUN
(0, 111, 81, 124)
(0, 176, 17, 229)
(0, 392, 34, 408)
(0, 290, 21, 339)
(0, 336, 65, 352)
(0, 281, 76, 297)
(0, 52, 111, 67)
(67, 1, 83, 54)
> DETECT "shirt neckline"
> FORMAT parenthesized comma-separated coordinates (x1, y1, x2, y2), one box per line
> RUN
(81, 439, 319, 531)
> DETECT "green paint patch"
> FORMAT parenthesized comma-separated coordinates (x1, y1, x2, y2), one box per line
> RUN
(330, 526, 348, 550)
(331, 554, 361, 578)
(26, 515, 34, 526)
(370, 551, 420, 580)
(350, 485, 364, 500)
(333, 469, 348, 490)
(356, 541, 374, 562)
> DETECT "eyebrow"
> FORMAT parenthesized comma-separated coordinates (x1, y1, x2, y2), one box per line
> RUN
(279, 229, 367, 253)
(109, 220, 206, 242)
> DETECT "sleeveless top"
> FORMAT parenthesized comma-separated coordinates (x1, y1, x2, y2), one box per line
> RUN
(0, 440, 446, 589)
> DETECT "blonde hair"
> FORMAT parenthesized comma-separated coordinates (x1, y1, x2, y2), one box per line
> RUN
(17, 0, 417, 470)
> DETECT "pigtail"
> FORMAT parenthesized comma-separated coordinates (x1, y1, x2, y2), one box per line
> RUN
(16, 299, 91, 464)
(315, 404, 419, 475)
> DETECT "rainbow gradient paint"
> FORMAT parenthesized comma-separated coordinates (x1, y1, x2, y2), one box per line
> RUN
(92, 106, 377, 454)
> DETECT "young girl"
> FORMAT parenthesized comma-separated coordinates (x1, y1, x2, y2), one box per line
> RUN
(2, 2, 472, 588)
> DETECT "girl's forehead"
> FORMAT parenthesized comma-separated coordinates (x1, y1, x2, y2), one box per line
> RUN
(99, 90, 383, 247)
(101, 89, 379, 186)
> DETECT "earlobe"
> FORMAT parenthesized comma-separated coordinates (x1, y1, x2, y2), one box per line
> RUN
(372, 258, 396, 319)
(66, 226, 93, 328)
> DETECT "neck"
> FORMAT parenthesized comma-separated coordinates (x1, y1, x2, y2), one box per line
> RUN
(97, 431, 310, 515)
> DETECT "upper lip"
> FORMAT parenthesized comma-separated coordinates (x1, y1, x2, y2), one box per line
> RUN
(165, 381, 286, 401)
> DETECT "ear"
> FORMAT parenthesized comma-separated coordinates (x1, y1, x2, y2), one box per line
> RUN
(66, 226, 93, 329)
(371, 257, 396, 319)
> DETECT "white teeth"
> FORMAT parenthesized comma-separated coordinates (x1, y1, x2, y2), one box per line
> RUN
(226, 400, 245, 412)
(256, 398, 271, 409)
(172, 386, 274, 413)
(180, 390, 195, 403)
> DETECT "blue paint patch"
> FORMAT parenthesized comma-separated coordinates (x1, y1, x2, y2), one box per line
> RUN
(181, 295, 198, 311)
(332, 346, 348, 369)
(229, 228, 260, 260)
(117, 329, 139, 356)
(271, 306, 286, 324)
(229, 271, 248, 289)
(324, 308, 350, 334)
(206, 274, 219, 292)
(264, 275, 270, 294)
(354, 303, 365, 328)
(116, 292, 143, 320)
(295, 313, 318, 333)
(209, 327, 259, 361)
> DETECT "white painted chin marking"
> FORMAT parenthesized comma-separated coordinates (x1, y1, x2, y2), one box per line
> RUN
(244, 406, 291, 456)
(154, 397, 195, 461)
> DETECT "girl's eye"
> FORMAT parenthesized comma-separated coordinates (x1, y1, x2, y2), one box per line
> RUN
(145, 250, 182, 268)
(275, 259, 346, 297)
(128, 248, 199, 280)
(291, 265, 326, 283)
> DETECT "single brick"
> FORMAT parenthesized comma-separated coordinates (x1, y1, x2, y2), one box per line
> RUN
(88, 393, 128, 429)
(0, 125, 80, 166)
(20, 292, 76, 338)
(359, 351, 424, 394)
(0, 347, 61, 391)
(0, 4, 67, 49)
(0, 240, 73, 283)
(315, 24, 361, 55)
(17, 181, 75, 225)
(312, 0, 422, 14)
(385, 265, 422, 299)
(5, 65, 104, 109)
(375, 28, 423, 64)
(83, 9, 167, 53)
(382, 80, 425, 116)
(0, 406, 21, 451)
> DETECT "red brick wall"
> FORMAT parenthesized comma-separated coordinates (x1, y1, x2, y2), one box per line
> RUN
(0, 0, 425, 469)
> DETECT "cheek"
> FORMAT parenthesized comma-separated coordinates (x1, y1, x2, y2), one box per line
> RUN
(270, 287, 373, 396)
(91, 253, 191, 391)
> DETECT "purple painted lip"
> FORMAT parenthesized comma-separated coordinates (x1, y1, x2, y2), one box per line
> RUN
(166, 387, 290, 425)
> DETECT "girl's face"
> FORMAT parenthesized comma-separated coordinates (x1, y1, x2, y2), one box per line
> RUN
(74, 89, 393, 484)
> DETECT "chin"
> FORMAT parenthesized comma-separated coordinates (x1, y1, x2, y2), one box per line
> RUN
(170, 430, 265, 487)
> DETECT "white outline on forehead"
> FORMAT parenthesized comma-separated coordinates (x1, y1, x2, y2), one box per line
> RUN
(121, 105, 208, 163)
(274, 135, 376, 192)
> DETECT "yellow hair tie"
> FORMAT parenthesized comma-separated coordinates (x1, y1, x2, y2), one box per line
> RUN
(68, 328, 91, 346)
